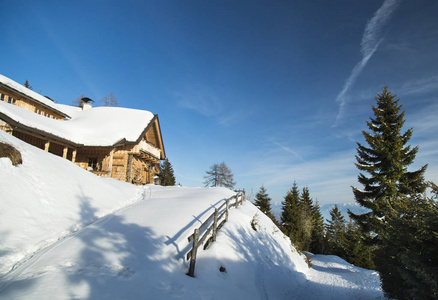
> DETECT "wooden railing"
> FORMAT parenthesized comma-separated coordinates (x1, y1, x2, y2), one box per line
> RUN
(186, 190, 246, 277)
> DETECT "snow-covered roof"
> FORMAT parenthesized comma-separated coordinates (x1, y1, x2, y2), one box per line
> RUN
(0, 74, 69, 118)
(0, 100, 156, 147)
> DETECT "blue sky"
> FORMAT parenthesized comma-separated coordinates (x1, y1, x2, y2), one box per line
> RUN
(2, 0, 438, 209)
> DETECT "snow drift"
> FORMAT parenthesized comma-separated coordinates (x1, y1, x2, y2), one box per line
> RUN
(0, 131, 383, 299)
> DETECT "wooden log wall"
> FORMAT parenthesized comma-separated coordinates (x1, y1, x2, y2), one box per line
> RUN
(12, 130, 46, 150)
(0, 87, 65, 120)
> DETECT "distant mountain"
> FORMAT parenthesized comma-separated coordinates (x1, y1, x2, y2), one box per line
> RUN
(320, 202, 370, 223)
(268, 201, 370, 224)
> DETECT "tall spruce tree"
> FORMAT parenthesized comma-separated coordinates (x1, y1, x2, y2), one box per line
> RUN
(350, 86, 433, 298)
(299, 186, 313, 251)
(281, 182, 303, 249)
(159, 158, 176, 186)
(310, 201, 327, 254)
(326, 204, 346, 258)
(350, 85, 427, 241)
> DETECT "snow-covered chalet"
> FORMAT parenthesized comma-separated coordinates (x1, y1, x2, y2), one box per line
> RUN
(0, 73, 166, 185)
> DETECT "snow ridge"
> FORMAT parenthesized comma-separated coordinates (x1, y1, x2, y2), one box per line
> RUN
(0, 132, 383, 299)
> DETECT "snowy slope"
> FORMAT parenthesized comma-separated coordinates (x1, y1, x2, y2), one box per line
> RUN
(0, 130, 142, 275)
(0, 132, 383, 299)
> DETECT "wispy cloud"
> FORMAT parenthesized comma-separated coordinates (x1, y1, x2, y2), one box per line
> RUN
(273, 141, 304, 161)
(175, 85, 222, 117)
(334, 0, 400, 125)
(238, 148, 358, 204)
(399, 76, 438, 96)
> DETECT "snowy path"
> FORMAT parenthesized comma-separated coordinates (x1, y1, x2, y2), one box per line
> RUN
(293, 255, 383, 300)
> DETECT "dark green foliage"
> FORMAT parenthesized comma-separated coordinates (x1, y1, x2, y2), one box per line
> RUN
(280, 183, 326, 253)
(299, 186, 314, 251)
(344, 220, 375, 269)
(350, 85, 427, 243)
(326, 205, 346, 257)
(281, 182, 303, 250)
(159, 158, 176, 186)
(310, 201, 328, 254)
(374, 188, 438, 300)
(351, 86, 435, 298)
(254, 186, 277, 224)
(254, 186, 271, 215)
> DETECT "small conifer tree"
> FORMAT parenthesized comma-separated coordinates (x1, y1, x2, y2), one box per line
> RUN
(159, 158, 176, 186)
(326, 204, 346, 258)
(254, 186, 272, 216)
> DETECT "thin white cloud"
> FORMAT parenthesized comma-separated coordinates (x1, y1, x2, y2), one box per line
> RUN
(399, 76, 438, 96)
(273, 141, 304, 161)
(238, 148, 358, 204)
(334, 0, 400, 125)
(175, 86, 222, 117)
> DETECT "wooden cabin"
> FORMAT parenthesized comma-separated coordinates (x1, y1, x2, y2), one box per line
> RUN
(0, 74, 166, 185)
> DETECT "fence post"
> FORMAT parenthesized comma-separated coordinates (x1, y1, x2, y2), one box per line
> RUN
(235, 194, 239, 208)
(188, 228, 199, 277)
(243, 189, 246, 202)
(212, 208, 218, 242)
(226, 198, 229, 221)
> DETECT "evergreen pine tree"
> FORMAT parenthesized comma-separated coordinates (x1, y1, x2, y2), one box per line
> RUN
(374, 186, 438, 299)
(310, 201, 327, 254)
(254, 186, 272, 216)
(159, 158, 176, 186)
(350, 85, 427, 243)
(326, 204, 346, 258)
(350, 86, 433, 298)
(344, 220, 375, 270)
(281, 182, 303, 250)
(254, 186, 277, 223)
(299, 186, 313, 251)
(24, 80, 32, 90)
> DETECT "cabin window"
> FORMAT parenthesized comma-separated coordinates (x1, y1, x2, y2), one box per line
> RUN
(0, 94, 4, 101)
(88, 158, 98, 170)
(8, 97, 16, 104)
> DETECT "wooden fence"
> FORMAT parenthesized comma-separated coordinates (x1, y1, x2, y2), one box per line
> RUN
(186, 190, 246, 277)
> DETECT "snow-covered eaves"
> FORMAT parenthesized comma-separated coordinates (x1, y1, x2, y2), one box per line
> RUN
(0, 100, 155, 147)
(0, 74, 70, 119)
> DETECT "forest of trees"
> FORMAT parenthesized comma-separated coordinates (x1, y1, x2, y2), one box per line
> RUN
(253, 86, 437, 299)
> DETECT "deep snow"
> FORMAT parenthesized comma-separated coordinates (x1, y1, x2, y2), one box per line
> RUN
(0, 130, 384, 299)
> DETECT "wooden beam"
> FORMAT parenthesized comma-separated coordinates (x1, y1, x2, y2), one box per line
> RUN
(72, 149, 77, 163)
(44, 141, 50, 152)
(62, 146, 68, 159)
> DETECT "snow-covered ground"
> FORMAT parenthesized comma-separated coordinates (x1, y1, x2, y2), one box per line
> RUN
(0, 131, 384, 299)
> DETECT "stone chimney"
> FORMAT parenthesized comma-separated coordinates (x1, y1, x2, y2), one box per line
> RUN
(79, 97, 94, 110)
